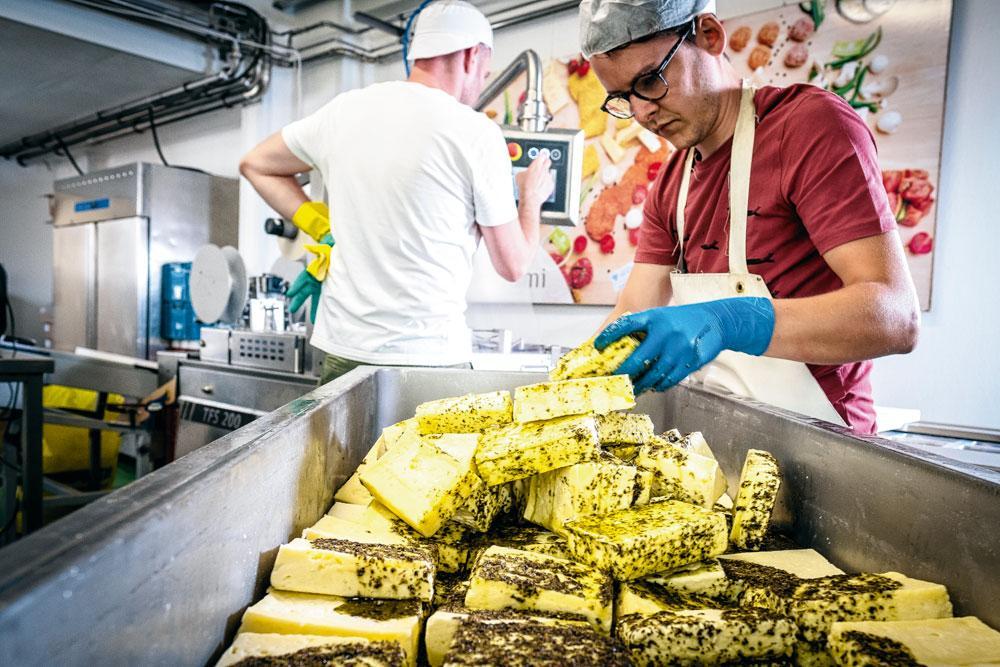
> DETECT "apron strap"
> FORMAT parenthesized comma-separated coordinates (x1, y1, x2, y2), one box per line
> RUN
(728, 79, 756, 275)
(675, 149, 696, 273)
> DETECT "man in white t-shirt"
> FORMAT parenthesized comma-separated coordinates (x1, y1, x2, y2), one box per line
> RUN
(240, 1, 553, 383)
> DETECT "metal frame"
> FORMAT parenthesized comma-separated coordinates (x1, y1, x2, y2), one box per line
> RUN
(0, 368, 996, 665)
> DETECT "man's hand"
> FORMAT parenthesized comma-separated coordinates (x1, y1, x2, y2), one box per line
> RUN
(515, 154, 554, 208)
(595, 297, 776, 393)
(292, 201, 332, 243)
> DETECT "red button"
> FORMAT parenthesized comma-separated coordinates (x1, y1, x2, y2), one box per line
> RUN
(507, 142, 522, 161)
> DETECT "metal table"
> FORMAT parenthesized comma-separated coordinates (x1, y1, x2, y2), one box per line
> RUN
(0, 357, 54, 536)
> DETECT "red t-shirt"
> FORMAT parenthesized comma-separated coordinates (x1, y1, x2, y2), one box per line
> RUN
(636, 84, 896, 434)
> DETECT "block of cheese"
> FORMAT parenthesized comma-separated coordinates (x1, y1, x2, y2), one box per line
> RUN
(645, 558, 730, 599)
(429, 433, 506, 533)
(360, 433, 479, 537)
(828, 616, 1000, 667)
(617, 608, 797, 666)
(581, 144, 600, 180)
(513, 375, 635, 423)
(327, 501, 370, 522)
(729, 448, 781, 550)
(638, 127, 662, 152)
(595, 412, 654, 445)
(679, 431, 716, 459)
(474, 414, 599, 485)
(746, 571, 953, 646)
(415, 391, 512, 434)
(425, 608, 592, 667)
(464, 545, 614, 633)
(720, 549, 845, 580)
(334, 419, 418, 505)
(616, 579, 726, 618)
(615, 121, 645, 146)
(347, 501, 471, 575)
(605, 444, 640, 462)
(563, 500, 728, 580)
(599, 133, 627, 164)
(522, 451, 637, 536)
(469, 524, 571, 565)
(270, 537, 435, 601)
(548, 333, 639, 381)
(635, 436, 727, 508)
(541, 62, 571, 115)
(441, 615, 632, 666)
(237, 589, 423, 666)
(216, 632, 406, 667)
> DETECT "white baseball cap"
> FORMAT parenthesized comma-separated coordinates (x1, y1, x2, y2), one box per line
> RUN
(407, 0, 494, 61)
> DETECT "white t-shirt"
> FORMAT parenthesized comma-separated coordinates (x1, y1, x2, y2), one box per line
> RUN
(282, 81, 518, 365)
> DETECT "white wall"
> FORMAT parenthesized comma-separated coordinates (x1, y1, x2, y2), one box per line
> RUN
(1, 0, 996, 427)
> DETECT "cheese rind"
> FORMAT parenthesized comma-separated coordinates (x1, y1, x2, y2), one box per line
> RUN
(474, 414, 599, 485)
(828, 616, 1000, 667)
(360, 433, 479, 537)
(595, 412, 655, 445)
(523, 452, 637, 536)
(549, 335, 639, 381)
(729, 448, 781, 550)
(512, 375, 635, 423)
(216, 633, 406, 667)
(464, 545, 614, 633)
(563, 500, 728, 580)
(635, 436, 727, 508)
(617, 608, 798, 666)
(237, 589, 423, 666)
(270, 537, 435, 601)
(415, 391, 512, 434)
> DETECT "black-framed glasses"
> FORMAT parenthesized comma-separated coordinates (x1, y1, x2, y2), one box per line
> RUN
(600, 21, 694, 119)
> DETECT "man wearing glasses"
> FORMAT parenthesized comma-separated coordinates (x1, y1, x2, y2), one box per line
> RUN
(582, 0, 919, 433)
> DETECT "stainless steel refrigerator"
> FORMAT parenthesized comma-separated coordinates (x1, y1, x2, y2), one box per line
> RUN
(51, 163, 239, 360)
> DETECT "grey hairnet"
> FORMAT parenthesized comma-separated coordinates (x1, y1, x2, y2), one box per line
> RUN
(579, 0, 712, 58)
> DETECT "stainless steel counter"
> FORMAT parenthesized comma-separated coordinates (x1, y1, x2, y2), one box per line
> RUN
(0, 368, 996, 666)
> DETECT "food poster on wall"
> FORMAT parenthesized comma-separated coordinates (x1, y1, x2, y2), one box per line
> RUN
(466, 0, 950, 310)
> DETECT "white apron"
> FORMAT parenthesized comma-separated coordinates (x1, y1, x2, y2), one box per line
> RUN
(669, 80, 846, 426)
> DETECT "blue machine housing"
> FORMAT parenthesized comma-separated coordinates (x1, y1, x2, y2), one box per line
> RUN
(160, 263, 200, 341)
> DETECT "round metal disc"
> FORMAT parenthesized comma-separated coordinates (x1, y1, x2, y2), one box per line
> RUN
(220, 245, 247, 324)
(189, 244, 233, 324)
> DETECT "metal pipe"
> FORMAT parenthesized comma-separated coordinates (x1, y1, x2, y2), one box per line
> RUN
(475, 49, 550, 132)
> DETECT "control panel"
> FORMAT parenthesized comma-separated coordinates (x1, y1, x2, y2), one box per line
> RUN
(503, 127, 584, 227)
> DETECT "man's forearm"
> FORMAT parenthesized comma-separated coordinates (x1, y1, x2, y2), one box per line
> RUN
(242, 171, 309, 221)
(767, 281, 919, 364)
(516, 198, 542, 257)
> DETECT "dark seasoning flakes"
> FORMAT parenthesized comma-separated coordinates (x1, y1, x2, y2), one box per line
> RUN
(230, 640, 406, 667)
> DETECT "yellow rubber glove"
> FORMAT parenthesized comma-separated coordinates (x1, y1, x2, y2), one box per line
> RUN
(304, 242, 332, 281)
(291, 201, 331, 242)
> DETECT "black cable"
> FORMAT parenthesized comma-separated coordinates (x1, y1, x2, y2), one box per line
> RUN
(147, 108, 170, 167)
(54, 135, 84, 176)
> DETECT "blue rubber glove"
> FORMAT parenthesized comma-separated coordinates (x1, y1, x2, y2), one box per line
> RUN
(286, 270, 321, 323)
(595, 297, 776, 394)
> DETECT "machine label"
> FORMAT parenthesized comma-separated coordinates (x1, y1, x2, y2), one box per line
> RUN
(179, 397, 263, 431)
(73, 198, 110, 212)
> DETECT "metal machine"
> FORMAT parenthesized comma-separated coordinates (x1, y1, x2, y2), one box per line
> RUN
(51, 163, 239, 360)
(0, 370, 996, 665)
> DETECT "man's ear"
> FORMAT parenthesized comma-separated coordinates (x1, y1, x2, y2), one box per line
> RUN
(462, 46, 477, 74)
(696, 14, 727, 57)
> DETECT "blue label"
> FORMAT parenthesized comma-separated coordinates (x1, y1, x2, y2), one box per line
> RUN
(74, 198, 110, 212)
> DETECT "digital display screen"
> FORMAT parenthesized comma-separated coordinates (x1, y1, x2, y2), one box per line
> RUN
(511, 167, 558, 205)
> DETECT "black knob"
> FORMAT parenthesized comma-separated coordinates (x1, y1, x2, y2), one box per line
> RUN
(264, 218, 298, 239)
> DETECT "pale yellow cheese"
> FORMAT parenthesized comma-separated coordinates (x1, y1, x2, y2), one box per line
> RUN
(270, 537, 435, 601)
(513, 375, 635, 423)
(595, 412, 654, 445)
(638, 128, 662, 152)
(216, 632, 405, 667)
(616, 579, 721, 618)
(360, 433, 479, 537)
(541, 62, 571, 115)
(679, 431, 715, 460)
(523, 451, 637, 536)
(352, 500, 472, 575)
(600, 133, 626, 164)
(720, 549, 845, 580)
(430, 433, 506, 533)
(464, 545, 614, 633)
(581, 144, 600, 180)
(474, 414, 599, 485)
(415, 391, 512, 434)
(645, 558, 730, 599)
(334, 419, 418, 505)
(327, 501, 370, 522)
(635, 435, 727, 508)
(828, 616, 1000, 666)
(563, 500, 728, 580)
(729, 449, 781, 550)
(237, 589, 423, 666)
(615, 121, 645, 145)
(548, 334, 639, 381)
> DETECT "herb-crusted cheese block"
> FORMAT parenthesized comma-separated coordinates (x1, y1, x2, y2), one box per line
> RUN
(828, 616, 1000, 667)
(644, 559, 730, 599)
(468, 524, 571, 565)
(522, 451, 638, 536)
(441, 616, 632, 666)
(464, 545, 614, 633)
(430, 433, 508, 533)
(729, 449, 781, 550)
(215, 633, 407, 667)
(270, 537, 435, 601)
(616, 579, 727, 618)
(548, 333, 640, 381)
(635, 435, 727, 509)
(334, 419, 419, 505)
(512, 375, 635, 423)
(237, 590, 424, 666)
(595, 412, 655, 445)
(474, 414, 599, 485)
(617, 608, 798, 666)
(360, 433, 479, 537)
(415, 391, 512, 434)
(563, 500, 728, 580)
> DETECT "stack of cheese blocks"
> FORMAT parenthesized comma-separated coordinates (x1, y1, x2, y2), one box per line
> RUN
(216, 336, 1000, 667)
